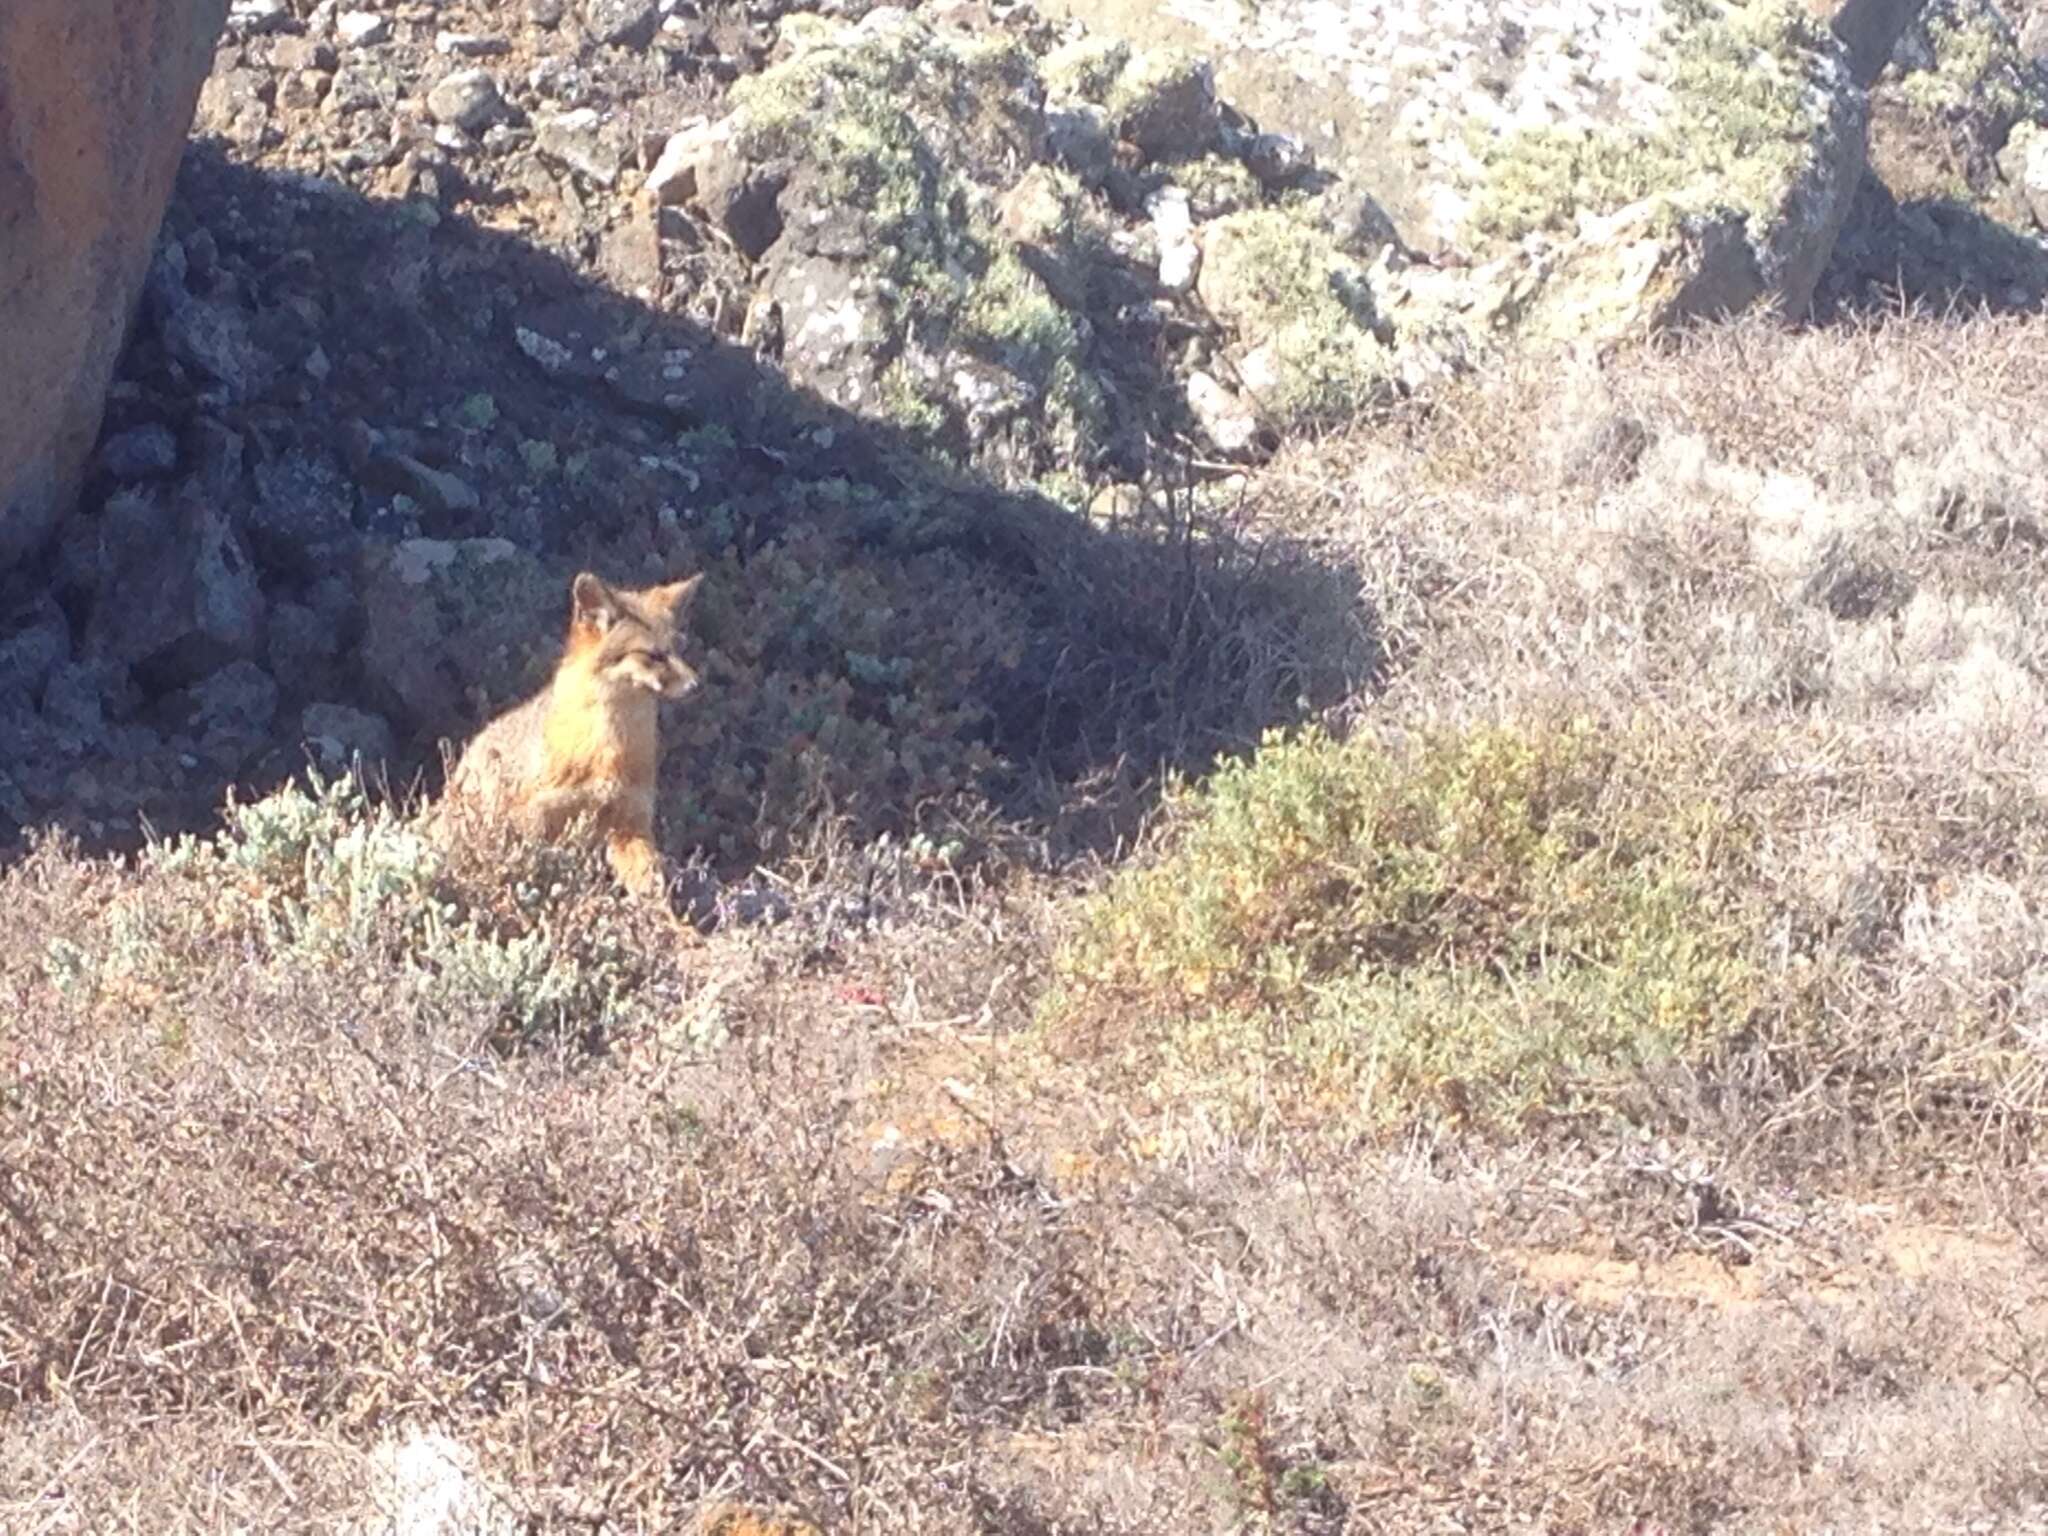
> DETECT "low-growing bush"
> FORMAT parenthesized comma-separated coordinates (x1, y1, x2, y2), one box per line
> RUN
(1047, 717, 1764, 1131)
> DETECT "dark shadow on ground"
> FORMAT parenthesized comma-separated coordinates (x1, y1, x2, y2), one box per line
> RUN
(0, 138, 1378, 874)
(1814, 171, 2048, 322)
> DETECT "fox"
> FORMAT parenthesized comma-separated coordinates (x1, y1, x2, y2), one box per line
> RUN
(437, 569, 704, 905)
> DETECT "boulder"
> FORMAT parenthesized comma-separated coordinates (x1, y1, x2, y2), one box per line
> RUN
(88, 488, 266, 688)
(1035, 0, 1869, 337)
(0, 0, 230, 570)
(355, 537, 561, 741)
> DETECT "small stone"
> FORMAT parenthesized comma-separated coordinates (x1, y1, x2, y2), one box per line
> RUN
(584, 0, 662, 48)
(426, 68, 505, 131)
(435, 31, 509, 57)
(1185, 370, 1261, 454)
(536, 108, 622, 186)
(230, 0, 293, 36)
(162, 295, 274, 403)
(1245, 131, 1313, 189)
(277, 70, 330, 111)
(272, 35, 337, 70)
(1998, 121, 2048, 231)
(96, 424, 180, 481)
(599, 212, 663, 295)
(364, 452, 481, 525)
(527, 0, 566, 26)
(300, 703, 397, 768)
(248, 449, 359, 577)
(337, 11, 391, 46)
(41, 662, 109, 745)
(1159, 236, 1200, 293)
(645, 118, 724, 205)
(191, 660, 280, 737)
(1148, 184, 1193, 239)
(1045, 105, 1114, 184)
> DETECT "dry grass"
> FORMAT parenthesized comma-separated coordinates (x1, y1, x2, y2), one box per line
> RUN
(9, 308, 2048, 1532)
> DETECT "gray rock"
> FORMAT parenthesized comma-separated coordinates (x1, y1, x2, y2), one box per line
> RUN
(584, 0, 662, 49)
(598, 212, 663, 295)
(0, 590, 71, 702)
(1108, 48, 1217, 160)
(90, 489, 266, 686)
(1046, 105, 1114, 184)
(528, 0, 566, 26)
(536, 109, 623, 186)
(1998, 121, 2048, 231)
(163, 294, 275, 402)
(355, 537, 559, 736)
(96, 424, 180, 481)
(1314, 185, 1408, 259)
(272, 35, 337, 70)
(426, 68, 506, 132)
(191, 659, 279, 735)
(267, 598, 342, 693)
(41, 660, 116, 748)
(1829, 0, 1932, 87)
(2022, 7, 2048, 67)
(248, 448, 359, 576)
(767, 249, 890, 410)
(363, 452, 481, 527)
(1245, 131, 1313, 190)
(300, 701, 396, 768)
(646, 118, 727, 205)
(695, 154, 788, 259)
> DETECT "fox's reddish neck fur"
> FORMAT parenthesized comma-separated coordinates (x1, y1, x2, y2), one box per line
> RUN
(538, 623, 658, 788)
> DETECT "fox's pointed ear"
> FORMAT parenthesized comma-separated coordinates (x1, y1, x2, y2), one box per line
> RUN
(653, 572, 705, 617)
(571, 572, 620, 631)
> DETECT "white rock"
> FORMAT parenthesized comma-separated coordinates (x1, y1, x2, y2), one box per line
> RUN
(1186, 370, 1261, 454)
(337, 11, 391, 46)
(1158, 235, 1200, 293)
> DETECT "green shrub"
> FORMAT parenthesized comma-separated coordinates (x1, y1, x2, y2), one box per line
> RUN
(129, 773, 667, 1050)
(1047, 718, 1762, 1131)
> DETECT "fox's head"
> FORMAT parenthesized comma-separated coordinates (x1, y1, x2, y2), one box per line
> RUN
(567, 570, 705, 700)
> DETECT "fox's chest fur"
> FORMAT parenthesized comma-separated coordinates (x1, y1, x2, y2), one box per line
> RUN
(449, 674, 660, 836)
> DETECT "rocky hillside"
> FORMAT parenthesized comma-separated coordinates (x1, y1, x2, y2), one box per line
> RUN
(1, 0, 2043, 858)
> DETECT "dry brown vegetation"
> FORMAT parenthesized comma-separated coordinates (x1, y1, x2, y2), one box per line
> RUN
(8, 310, 2048, 1532)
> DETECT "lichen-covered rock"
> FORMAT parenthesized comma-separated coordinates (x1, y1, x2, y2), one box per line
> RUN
(1196, 210, 1393, 428)
(0, 0, 230, 570)
(1037, 0, 1869, 341)
(1519, 198, 1768, 348)
(705, 12, 1106, 475)
(1888, 0, 2048, 200)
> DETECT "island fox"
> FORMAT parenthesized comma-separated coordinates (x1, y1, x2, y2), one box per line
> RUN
(438, 569, 704, 903)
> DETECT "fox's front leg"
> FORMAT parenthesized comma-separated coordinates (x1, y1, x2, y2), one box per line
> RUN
(604, 830, 668, 901)
(606, 831, 703, 943)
